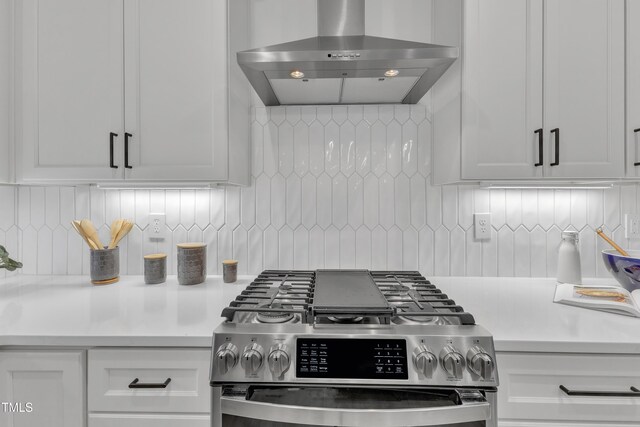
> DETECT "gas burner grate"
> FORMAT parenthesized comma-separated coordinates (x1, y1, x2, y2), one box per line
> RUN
(220, 270, 475, 325)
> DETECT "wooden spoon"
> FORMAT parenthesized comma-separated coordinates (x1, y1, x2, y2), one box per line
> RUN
(596, 227, 629, 256)
(80, 219, 104, 249)
(108, 219, 124, 249)
(111, 221, 134, 248)
(71, 220, 98, 250)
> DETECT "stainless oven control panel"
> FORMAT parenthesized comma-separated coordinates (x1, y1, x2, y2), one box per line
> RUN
(210, 323, 498, 387)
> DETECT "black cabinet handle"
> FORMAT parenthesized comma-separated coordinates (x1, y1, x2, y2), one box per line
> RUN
(550, 128, 560, 166)
(635, 129, 640, 166)
(128, 377, 171, 389)
(109, 132, 118, 169)
(534, 128, 543, 167)
(559, 385, 640, 397)
(124, 132, 133, 169)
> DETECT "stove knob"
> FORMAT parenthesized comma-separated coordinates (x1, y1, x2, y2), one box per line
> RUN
(412, 345, 437, 378)
(215, 343, 239, 375)
(440, 345, 465, 380)
(466, 346, 494, 380)
(241, 343, 264, 376)
(268, 344, 291, 378)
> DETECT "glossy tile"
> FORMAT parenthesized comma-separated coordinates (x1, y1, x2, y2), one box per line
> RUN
(332, 174, 348, 230)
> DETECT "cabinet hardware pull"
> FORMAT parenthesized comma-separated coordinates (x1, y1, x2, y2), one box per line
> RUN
(128, 377, 171, 389)
(124, 133, 133, 169)
(534, 128, 543, 167)
(634, 129, 640, 166)
(550, 128, 560, 166)
(109, 133, 118, 169)
(559, 385, 640, 397)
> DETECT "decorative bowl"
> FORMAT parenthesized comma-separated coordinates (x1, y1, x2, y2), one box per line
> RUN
(601, 249, 640, 292)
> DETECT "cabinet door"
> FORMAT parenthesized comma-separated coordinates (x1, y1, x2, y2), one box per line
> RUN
(627, 0, 640, 176)
(543, 0, 624, 178)
(16, 0, 124, 183)
(123, 0, 228, 181)
(0, 350, 85, 427)
(461, 0, 543, 180)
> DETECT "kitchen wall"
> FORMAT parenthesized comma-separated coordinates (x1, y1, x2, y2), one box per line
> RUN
(0, 104, 637, 280)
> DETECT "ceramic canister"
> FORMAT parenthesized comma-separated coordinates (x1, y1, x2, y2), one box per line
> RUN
(144, 253, 167, 284)
(177, 243, 207, 285)
(222, 259, 238, 283)
(90, 246, 120, 284)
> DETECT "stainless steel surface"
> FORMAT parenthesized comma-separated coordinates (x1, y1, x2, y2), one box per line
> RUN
(313, 270, 391, 318)
(237, 1, 458, 106)
(210, 322, 497, 388)
(441, 345, 465, 380)
(466, 346, 495, 381)
(215, 343, 239, 375)
(317, 0, 364, 37)
(90, 246, 119, 282)
(241, 343, 265, 376)
(268, 343, 291, 379)
(413, 345, 437, 378)
(219, 386, 492, 427)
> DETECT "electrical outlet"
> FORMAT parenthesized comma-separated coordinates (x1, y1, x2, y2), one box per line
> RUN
(149, 213, 166, 241)
(474, 213, 491, 240)
(625, 213, 640, 239)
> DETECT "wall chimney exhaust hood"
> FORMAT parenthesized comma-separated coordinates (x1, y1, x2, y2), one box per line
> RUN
(237, 0, 458, 106)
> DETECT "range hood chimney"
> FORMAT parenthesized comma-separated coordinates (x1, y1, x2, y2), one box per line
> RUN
(237, 0, 458, 106)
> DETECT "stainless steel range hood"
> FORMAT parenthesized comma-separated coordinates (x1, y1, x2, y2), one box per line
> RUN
(237, 0, 458, 106)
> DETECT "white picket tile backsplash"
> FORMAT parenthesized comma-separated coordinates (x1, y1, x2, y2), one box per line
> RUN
(0, 105, 638, 278)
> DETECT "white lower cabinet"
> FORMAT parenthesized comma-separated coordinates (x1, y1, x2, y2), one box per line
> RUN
(497, 352, 640, 425)
(0, 350, 85, 427)
(87, 348, 211, 426)
(88, 413, 209, 427)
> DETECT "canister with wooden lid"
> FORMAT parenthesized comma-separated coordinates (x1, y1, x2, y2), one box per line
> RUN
(177, 243, 206, 285)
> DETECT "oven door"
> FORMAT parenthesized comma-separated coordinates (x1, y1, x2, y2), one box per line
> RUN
(213, 386, 495, 427)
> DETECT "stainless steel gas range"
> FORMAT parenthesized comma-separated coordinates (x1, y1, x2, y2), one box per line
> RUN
(210, 270, 498, 427)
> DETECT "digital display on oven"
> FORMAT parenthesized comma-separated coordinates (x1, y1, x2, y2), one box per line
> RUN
(296, 339, 408, 379)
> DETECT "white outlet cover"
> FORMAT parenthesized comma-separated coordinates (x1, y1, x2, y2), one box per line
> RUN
(149, 213, 166, 241)
(625, 213, 640, 239)
(474, 213, 491, 240)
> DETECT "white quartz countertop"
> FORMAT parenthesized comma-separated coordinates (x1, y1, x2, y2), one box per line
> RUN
(0, 275, 638, 353)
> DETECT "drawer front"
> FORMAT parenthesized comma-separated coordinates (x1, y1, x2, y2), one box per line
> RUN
(88, 348, 210, 413)
(497, 352, 640, 422)
(89, 413, 209, 427)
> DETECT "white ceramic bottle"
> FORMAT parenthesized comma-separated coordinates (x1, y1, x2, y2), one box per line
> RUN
(557, 230, 582, 284)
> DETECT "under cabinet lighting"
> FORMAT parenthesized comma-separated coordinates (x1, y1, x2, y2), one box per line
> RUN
(480, 183, 614, 190)
(290, 70, 305, 79)
(384, 69, 399, 77)
(95, 183, 226, 190)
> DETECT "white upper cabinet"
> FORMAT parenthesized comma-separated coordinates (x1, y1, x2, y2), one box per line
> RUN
(1, 0, 11, 183)
(16, 0, 124, 182)
(461, 0, 543, 179)
(122, 0, 229, 181)
(627, 0, 640, 176)
(437, 0, 625, 183)
(543, 0, 624, 178)
(15, 0, 249, 185)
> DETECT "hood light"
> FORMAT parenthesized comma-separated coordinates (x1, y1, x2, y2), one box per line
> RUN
(384, 69, 399, 77)
(290, 70, 305, 79)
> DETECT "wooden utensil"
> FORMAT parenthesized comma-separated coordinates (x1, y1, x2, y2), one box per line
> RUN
(80, 219, 104, 249)
(108, 219, 124, 249)
(111, 220, 134, 248)
(71, 220, 98, 250)
(596, 227, 629, 256)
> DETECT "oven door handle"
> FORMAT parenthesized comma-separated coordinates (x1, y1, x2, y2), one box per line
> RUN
(221, 393, 491, 427)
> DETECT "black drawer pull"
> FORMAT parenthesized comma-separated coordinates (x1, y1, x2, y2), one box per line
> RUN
(124, 132, 133, 169)
(550, 128, 560, 166)
(634, 129, 640, 166)
(109, 132, 118, 169)
(128, 377, 171, 389)
(559, 385, 640, 397)
(534, 128, 543, 167)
